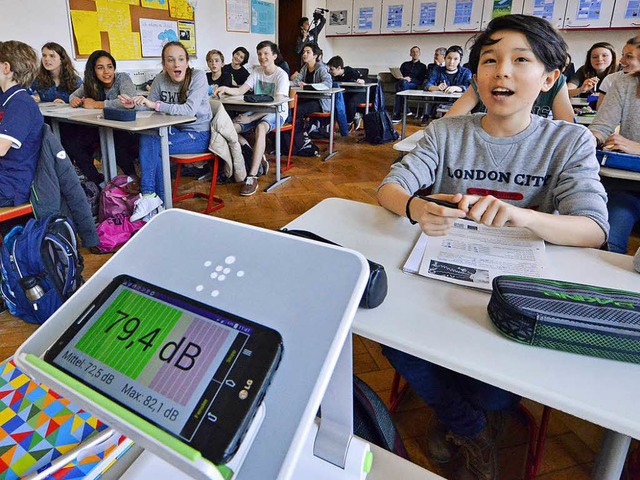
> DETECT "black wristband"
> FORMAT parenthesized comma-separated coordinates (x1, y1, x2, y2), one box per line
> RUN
(405, 194, 419, 225)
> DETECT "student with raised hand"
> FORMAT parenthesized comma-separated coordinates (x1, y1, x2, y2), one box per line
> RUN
(567, 42, 618, 98)
(119, 41, 211, 220)
(377, 14, 607, 480)
(445, 57, 575, 122)
(221, 46, 250, 87)
(391, 46, 428, 123)
(589, 39, 640, 255)
(30, 42, 81, 104)
(215, 40, 289, 196)
(0, 41, 44, 207)
(291, 44, 332, 148)
(205, 49, 233, 92)
(65, 50, 137, 184)
(421, 45, 471, 124)
(327, 55, 365, 127)
(596, 36, 640, 110)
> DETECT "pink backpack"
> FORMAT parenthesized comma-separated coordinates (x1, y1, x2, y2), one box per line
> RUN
(96, 213, 145, 253)
(98, 175, 140, 222)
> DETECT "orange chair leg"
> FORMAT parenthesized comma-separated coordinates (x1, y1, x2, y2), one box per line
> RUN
(204, 156, 224, 214)
(389, 371, 411, 414)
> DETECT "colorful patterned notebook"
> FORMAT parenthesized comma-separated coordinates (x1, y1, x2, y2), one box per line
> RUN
(0, 359, 131, 480)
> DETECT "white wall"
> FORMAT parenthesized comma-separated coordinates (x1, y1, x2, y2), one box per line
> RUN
(2, 0, 276, 76)
(323, 29, 640, 75)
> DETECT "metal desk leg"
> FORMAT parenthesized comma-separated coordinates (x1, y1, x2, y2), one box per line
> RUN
(99, 127, 117, 181)
(265, 105, 292, 192)
(365, 87, 371, 115)
(159, 126, 173, 208)
(50, 118, 61, 139)
(324, 93, 338, 162)
(591, 430, 631, 480)
(401, 96, 408, 139)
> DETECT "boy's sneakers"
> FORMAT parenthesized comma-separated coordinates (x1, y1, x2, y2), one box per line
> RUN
(391, 115, 402, 124)
(131, 193, 163, 222)
(240, 176, 259, 196)
(427, 422, 459, 464)
(447, 425, 498, 480)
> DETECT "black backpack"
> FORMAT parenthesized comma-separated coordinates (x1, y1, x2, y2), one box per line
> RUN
(363, 111, 399, 145)
(353, 375, 408, 458)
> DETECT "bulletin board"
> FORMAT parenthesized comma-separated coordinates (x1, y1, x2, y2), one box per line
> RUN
(67, 0, 196, 60)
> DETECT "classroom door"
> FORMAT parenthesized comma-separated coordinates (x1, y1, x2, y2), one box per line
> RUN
(278, 0, 303, 71)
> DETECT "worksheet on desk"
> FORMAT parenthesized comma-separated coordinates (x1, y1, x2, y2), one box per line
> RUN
(403, 220, 546, 291)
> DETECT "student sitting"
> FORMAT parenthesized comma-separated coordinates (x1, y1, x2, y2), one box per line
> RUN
(421, 45, 472, 124)
(562, 53, 575, 84)
(567, 42, 618, 99)
(596, 36, 640, 110)
(274, 45, 291, 77)
(66, 50, 138, 184)
(0, 41, 44, 207)
(377, 14, 608, 480)
(29, 42, 81, 104)
(119, 41, 212, 220)
(291, 45, 332, 150)
(205, 49, 233, 92)
(426, 47, 447, 81)
(589, 38, 640, 255)
(221, 47, 250, 87)
(327, 55, 365, 127)
(391, 46, 428, 123)
(215, 41, 289, 196)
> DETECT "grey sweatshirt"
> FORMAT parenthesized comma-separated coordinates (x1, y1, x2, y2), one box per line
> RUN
(381, 114, 609, 238)
(70, 72, 135, 109)
(292, 62, 333, 112)
(148, 69, 212, 132)
(589, 73, 640, 143)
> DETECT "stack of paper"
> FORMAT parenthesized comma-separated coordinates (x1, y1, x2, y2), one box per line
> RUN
(403, 219, 546, 291)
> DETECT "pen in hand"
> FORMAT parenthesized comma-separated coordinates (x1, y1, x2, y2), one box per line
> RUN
(417, 195, 473, 221)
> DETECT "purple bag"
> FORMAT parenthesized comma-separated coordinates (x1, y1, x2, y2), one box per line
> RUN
(98, 175, 140, 222)
(96, 214, 144, 253)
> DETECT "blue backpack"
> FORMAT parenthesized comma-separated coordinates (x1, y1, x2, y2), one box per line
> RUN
(0, 215, 84, 324)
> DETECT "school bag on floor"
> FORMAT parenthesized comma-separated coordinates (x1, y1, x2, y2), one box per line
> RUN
(0, 215, 84, 324)
(98, 175, 140, 222)
(353, 375, 409, 458)
(363, 111, 399, 145)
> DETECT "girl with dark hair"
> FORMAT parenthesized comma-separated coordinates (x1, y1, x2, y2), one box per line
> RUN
(30, 42, 81, 103)
(119, 41, 211, 220)
(65, 50, 138, 183)
(273, 45, 291, 76)
(221, 46, 250, 86)
(567, 42, 618, 98)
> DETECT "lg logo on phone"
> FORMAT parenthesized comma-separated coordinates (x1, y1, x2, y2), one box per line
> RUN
(195, 256, 245, 297)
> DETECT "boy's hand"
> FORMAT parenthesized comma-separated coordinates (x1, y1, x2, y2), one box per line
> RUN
(118, 94, 135, 109)
(69, 97, 84, 108)
(356, 78, 365, 85)
(604, 133, 640, 155)
(52, 98, 65, 104)
(438, 82, 447, 91)
(410, 193, 468, 236)
(444, 85, 461, 94)
(83, 98, 99, 109)
(459, 194, 531, 228)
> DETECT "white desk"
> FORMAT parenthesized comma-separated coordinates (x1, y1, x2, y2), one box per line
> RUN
(576, 114, 595, 125)
(396, 90, 462, 139)
(393, 130, 423, 153)
(39, 103, 195, 208)
(218, 95, 291, 192)
(292, 87, 345, 161)
(287, 198, 640, 480)
(338, 82, 377, 115)
(571, 97, 590, 107)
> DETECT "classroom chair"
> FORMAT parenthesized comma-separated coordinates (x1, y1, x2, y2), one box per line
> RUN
(170, 153, 224, 214)
(388, 371, 552, 479)
(0, 203, 33, 224)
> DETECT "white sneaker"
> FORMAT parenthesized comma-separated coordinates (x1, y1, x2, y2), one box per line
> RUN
(131, 194, 163, 222)
(142, 205, 165, 223)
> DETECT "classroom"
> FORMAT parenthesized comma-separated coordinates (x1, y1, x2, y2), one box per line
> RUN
(1, 0, 640, 479)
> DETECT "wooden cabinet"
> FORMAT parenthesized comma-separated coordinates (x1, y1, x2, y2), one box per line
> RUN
(352, 0, 382, 34)
(411, 0, 448, 32)
(563, 0, 615, 29)
(381, 0, 413, 33)
(327, 0, 354, 35)
(443, 0, 484, 32)
(610, 0, 640, 27)
(522, 0, 567, 28)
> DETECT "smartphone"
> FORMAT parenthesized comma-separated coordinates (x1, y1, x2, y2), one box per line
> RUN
(44, 274, 283, 465)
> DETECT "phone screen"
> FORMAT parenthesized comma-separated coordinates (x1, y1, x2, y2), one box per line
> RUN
(44, 275, 282, 464)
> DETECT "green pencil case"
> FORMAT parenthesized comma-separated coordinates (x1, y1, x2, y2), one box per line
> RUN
(488, 276, 640, 363)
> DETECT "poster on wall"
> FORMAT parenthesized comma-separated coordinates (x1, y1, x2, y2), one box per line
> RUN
(387, 5, 403, 28)
(532, 0, 555, 20)
(626, 0, 640, 18)
(358, 7, 374, 30)
(576, 0, 602, 20)
(140, 18, 179, 57)
(142, 0, 169, 10)
(492, 0, 512, 17)
(453, 0, 473, 24)
(178, 21, 196, 54)
(418, 2, 437, 26)
(251, 0, 275, 34)
(330, 10, 348, 25)
(227, 0, 251, 32)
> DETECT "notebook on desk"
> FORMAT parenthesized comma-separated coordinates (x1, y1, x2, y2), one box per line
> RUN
(389, 67, 403, 80)
(302, 83, 330, 91)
